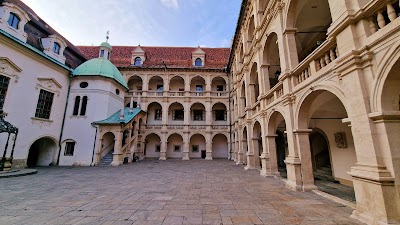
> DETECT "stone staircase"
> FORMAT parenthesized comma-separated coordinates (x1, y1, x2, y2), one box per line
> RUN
(99, 150, 114, 166)
(314, 166, 337, 182)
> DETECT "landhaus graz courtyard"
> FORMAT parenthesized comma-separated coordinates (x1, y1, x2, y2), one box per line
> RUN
(0, 0, 399, 224)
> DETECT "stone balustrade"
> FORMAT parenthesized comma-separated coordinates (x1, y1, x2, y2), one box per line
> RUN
(265, 82, 283, 106)
(369, 1, 400, 34)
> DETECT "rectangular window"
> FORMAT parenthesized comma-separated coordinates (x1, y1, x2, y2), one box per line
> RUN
(174, 145, 181, 152)
(64, 142, 75, 156)
(0, 75, 10, 109)
(173, 109, 184, 120)
(217, 85, 224, 91)
(193, 110, 204, 121)
(215, 110, 227, 121)
(196, 85, 203, 92)
(192, 145, 199, 152)
(155, 109, 162, 120)
(100, 50, 105, 57)
(35, 89, 54, 119)
(155, 145, 161, 152)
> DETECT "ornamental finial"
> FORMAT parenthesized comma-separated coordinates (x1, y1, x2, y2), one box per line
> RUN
(106, 31, 110, 43)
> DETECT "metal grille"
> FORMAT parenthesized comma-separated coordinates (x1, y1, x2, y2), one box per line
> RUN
(0, 75, 10, 109)
(35, 90, 54, 119)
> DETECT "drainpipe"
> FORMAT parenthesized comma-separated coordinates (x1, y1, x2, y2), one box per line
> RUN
(225, 66, 233, 160)
(56, 72, 72, 165)
(90, 124, 98, 166)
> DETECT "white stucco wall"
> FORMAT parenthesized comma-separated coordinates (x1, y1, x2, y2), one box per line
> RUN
(59, 76, 125, 166)
(189, 134, 206, 159)
(145, 134, 161, 158)
(212, 134, 228, 159)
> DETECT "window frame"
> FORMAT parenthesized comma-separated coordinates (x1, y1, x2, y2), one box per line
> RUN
(193, 110, 204, 121)
(72, 96, 80, 116)
(173, 109, 184, 121)
(155, 145, 161, 152)
(64, 142, 75, 156)
(154, 109, 162, 120)
(195, 58, 202, 67)
(7, 12, 20, 29)
(53, 42, 61, 55)
(0, 75, 10, 109)
(80, 96, 88, 116)
(192, 145, 199, 152)
(174, 145, 181, 152)
(35, 89, 54, 120)
(134, 57, 142, 66)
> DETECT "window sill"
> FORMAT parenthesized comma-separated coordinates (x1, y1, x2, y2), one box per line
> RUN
(31, 117, 53, 123)
(70, 115, 88, 119)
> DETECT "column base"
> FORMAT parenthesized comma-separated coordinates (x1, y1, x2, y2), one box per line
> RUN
(182, 157, 190, 161)
(260, 170, 280, 177)
(159, 157, 167, 161)
(244, 165, 256, 170)
(284, 156, 302, 191)
(349, 164, 400, 225)
(205, 157, 213, 160)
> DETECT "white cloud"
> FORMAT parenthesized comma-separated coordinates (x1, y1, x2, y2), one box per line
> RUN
(160, 0, 179, 10)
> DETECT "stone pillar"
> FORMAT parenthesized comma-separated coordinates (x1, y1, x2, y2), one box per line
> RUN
(247, 84, 256, 106)
(282, 29, 299, 70)
(206, 133, 213, 160)
(159, 132, 167, 160)
(162, 102, 168, 126)
(261, 135, 279, 177)
(245, 126, 256, 170)
(111, 131, 123, 166)
(236, 128, 244, 165)
(182, 132, 190, 160)
(260, 65, 270, 93)
(94, 138, 103, 166)
(294, 129, 317, 191)
(252, 137, 261, 169)
(284, 128, 303, 191)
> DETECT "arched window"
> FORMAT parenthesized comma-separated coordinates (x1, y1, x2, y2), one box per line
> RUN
(134, 57, 142, 66)
(80, 96, 88, 116)
(7, 13, 20, 29)
(195, 58, 202, 67)
(73, 96, 80, 116)
(53, 42, 61, 54)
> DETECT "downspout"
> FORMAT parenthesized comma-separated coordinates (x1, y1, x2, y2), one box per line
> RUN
(56, 71, 72, 165)
(90, 124, 98, 166)
(226, 66, 233, 160)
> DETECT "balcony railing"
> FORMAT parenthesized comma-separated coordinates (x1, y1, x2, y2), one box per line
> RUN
(146, 125, 162, 129)
(191, 92, 205, 97)
(189, 125, 206, 130)
(368, 1, 400, 35)
(211, 91, 228, 97)
(142, 124, 229, 131)
(293, 40, 338, 86)
(147, 91, 163, 97)
(169, 91, 185, 97)
(265, 82, 284, 107)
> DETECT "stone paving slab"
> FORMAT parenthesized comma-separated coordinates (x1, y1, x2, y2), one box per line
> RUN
(0, 160, 364, 225)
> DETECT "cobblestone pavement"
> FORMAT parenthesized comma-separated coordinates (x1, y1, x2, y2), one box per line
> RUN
(0, 160, 364, 225)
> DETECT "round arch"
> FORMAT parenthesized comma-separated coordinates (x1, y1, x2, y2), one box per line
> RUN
(144, 133, 162, 158)
(27, 136, 58, 167)
(294, 84, 348, 129)
(212, 133, 229, 159)
(372, 42, 400, 112)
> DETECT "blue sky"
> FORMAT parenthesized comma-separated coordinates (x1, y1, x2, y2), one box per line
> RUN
(21, 0, 242, 47)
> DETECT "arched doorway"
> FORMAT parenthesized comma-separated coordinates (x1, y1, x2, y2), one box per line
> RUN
(27, 137, 57, 167)
(267, 111, 287, 177)
(189, 134, 206, 159)
(242, 127, 248, 165)
(145, 133, 161, 159)
(97, 132, 115, 165)
(309, 130, 333, 180)
(212, 134, 228, 159)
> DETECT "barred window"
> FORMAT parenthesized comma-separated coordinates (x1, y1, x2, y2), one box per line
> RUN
(0, 75, 10, 109)
(192, 145, 199, 152)
(64, 142, 75, 156)
(35, 90, 54, 119)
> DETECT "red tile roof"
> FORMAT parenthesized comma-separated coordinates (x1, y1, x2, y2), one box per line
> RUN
(78, 46, 230, 69)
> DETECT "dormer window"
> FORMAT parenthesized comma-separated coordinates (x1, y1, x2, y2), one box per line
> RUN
(134, 57, 142, 66)
(53, 42, 61, 54)
(195, 58, 203, 67)
(100, 50, 105, 58)
(7, 13, 20, 29)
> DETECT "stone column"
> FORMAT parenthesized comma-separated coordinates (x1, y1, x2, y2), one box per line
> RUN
(94, 138, 103, 166)
(111, 131, 123, 166)
(236, 128, 244, 165)
(260, 135, 279, 177)
(260, 65, 270, 93)
(245, 125, 256, 170)
(206, 133, 213, 160)
(159, 132, 167, 160)
(294, 129, 317, 191)
(284, 127, 303, 191)
(282, 29, 299, 70)
(182, 132, 190, 160)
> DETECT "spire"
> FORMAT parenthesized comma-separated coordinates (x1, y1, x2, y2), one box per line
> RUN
(106, 31, 110, 43)
(99, 31, 112, 59)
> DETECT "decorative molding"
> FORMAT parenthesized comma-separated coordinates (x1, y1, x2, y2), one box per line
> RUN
(0, 57, 22, 83)
(36, 78, 62, 96)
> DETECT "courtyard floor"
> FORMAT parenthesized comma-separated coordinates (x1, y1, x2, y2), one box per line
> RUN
(0, 160, 363, 225)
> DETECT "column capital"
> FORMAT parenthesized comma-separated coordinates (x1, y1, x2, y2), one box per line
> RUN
(293, 129, 313, 134)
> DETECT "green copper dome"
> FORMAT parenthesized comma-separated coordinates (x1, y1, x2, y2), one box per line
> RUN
(73, 58, 128, 89)
(100, 42, 112, 50)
